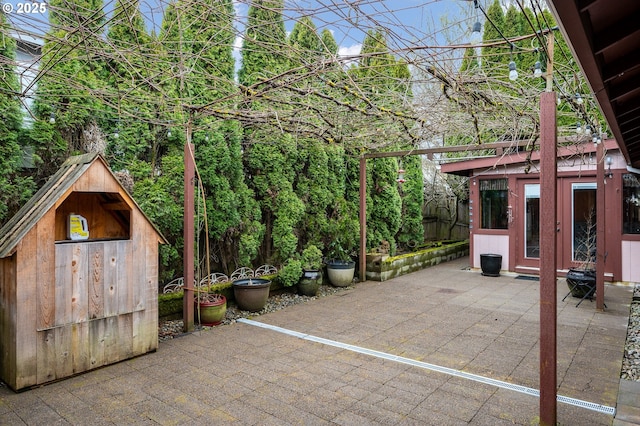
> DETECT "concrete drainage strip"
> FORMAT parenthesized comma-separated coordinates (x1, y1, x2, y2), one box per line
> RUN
(238, 318, 616, 416)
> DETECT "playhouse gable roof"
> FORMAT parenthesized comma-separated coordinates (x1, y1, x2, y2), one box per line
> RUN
(0, 153, 165, 258)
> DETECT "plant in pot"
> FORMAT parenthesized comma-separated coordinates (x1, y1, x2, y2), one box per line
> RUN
(298, 244, 323, 296)
(326, 240, 356, 287)
(566, 208, 597, 299)
(193, 182, 227, 326)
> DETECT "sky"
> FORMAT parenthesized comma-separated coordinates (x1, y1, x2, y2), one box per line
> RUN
(3, 0, 480, 58)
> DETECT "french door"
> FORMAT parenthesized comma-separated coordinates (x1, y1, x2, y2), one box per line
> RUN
(516, 180, 597, 271)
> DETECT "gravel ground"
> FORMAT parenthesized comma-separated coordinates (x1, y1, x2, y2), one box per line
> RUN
(621, 284, 640, 381)
(159, 283, 640, 382)
(158, 284, 350, 342)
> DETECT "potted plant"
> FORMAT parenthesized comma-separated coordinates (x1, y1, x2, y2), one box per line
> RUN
(195, 290, 227, 326)
(298, 245, 323, 296)
(326, 240, 356, 287)
(566, 208, 597, 298)
(232, 276, 272, 312)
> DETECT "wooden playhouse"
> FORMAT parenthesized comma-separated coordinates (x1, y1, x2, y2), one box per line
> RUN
(0, 153, 165, 391)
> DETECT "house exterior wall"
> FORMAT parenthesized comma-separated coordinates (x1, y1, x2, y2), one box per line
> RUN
(622, 240, 640, 283)
(472, 234, 509, 272)
(464, 148, 639, 283)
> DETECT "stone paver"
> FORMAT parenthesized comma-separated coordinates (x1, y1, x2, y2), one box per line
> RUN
(0, 256, 636, 425)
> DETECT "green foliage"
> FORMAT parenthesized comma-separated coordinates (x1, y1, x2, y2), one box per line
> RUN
(320, 29, 338, 56)
(238, 0, 289, 87)
(396, 154, 425, 249)
(133, 153, 185, 281)
(0, 13, 28, 224)
(289, 16, 322, 66)
(301, 245, 323, 270)
(367, 157, 402, 255)
(272, 188, 305, 262)
(277, 259, 303, 287)
(482, 0, 506, 77)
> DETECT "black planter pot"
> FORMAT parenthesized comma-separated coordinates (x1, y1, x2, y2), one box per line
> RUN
(480, 253, 502, 277)
(566, 268, 596, 298)
(298, 270, 322, 296)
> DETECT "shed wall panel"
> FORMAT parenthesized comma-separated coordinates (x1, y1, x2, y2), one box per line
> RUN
(88, 244, 104, 319)
(37, 210, 56, 330)
(0, 256, 17, 388)
(71, 244, 88, 323)
(36, 329, 56, 384)
(103, 243, 118, 316)
(15, 231, 38, 390)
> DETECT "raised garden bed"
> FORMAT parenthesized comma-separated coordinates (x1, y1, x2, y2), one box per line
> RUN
(365, 240, 469, 282)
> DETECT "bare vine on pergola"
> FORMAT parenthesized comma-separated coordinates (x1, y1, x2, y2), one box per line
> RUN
(3, 0, 597, 158)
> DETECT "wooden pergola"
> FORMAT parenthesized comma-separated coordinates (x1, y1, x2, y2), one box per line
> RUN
(357, 138, 533, 281)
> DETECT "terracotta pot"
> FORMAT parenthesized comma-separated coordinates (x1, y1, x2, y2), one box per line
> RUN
(195, 294, 227, 326)
(326, 260, 355, 287)
(232, 278, 271, 312)
(298, 270, 322, 296)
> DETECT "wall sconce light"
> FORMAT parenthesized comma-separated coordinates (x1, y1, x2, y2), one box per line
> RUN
(396, 169, 406, 184)
(605, 155, 613, 179)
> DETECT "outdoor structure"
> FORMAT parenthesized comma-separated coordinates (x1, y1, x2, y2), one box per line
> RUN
(0, 153, 165, 391)
(441, 138, 640, 284)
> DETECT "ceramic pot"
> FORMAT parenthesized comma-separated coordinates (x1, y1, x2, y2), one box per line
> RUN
(480, 253, 502, 277)
(298, 270, 322, 296)
(196, 294, 227, 326)
(326, 260, 355, 287)
(232, 278, 271, 312)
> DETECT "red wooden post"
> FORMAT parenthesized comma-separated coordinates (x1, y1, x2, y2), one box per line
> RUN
(359, 156, 367, 282)
(183, 140, 195, 332)
(539, 91, 558, 424)
(596, 141, 605, 310)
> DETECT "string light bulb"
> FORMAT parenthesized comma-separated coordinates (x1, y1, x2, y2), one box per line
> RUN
(533, 61, 542, 78)
(49, 112, 55, 124)
(575, 93, 583, 105)
(508, 61, 518, 81)
(470, 21, 482, 44)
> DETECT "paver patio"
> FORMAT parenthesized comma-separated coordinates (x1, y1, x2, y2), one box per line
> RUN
(0, 256, 635, 425)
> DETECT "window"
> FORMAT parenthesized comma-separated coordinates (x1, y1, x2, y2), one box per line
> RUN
(623, 174, 640, 234)
(480, 179, 508, 229)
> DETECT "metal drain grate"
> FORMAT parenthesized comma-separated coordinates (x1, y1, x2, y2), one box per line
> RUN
(239, 318, 616, 416)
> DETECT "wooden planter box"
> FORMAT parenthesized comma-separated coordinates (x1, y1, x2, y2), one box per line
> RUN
(365, 240, 469, 282)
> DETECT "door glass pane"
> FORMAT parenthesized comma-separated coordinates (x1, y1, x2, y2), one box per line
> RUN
(572, 183, 596, 264)
(525, 184, 540, 258)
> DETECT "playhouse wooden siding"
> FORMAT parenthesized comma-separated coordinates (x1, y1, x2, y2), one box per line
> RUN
(0, 154, 164, 391)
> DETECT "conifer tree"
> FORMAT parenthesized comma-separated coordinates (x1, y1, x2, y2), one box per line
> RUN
(0, 13, 35, 224)
(240, 0, 304, 269)
(34, 0, 108, 165)
(481, 0, 506, 77)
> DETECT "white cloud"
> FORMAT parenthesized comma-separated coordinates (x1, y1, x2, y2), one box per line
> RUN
(338, 43, 362, 58)
(338, 43, 362, 68)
